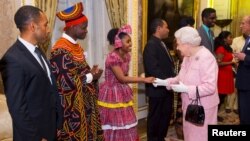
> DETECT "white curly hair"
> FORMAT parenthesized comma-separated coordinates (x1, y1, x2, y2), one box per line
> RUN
(174, 26, 201, 46)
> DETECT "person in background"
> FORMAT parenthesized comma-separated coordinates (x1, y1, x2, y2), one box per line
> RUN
(98, 25, 155, 141)
(179, 16, 195, 28)
(214, 31, 235, 121)
(234, 15, 250, 124)
(50, 2, 104, 140)
(228, 34, 248, 114)
(197, 8, 217, 53)
(143, 18, 175, 141)
(0, 5, 62, 141)
(154, 27, 219, 141)
(232, 34, 247, 53)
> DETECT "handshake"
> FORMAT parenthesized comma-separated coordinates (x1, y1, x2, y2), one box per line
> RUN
(153, 78, 188, 93)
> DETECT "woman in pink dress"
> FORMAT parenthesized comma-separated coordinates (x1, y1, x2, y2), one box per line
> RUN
(154, 27, 219, 141)
(98, 25, 155, 141)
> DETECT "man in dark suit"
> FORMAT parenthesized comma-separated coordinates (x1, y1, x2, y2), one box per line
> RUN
(234, 15, 250, 124)
(143, 18, 175, 141)
(197, 8, 217, 53)
(0, 5, 62, 141)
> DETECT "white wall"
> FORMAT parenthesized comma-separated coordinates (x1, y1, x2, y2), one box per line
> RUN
(197, 0, 232, 37)
(213, 0, 231, 36)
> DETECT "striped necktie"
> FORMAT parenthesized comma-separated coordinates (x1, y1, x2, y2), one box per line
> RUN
(242, 36, 250, 52)
(161, 41, 173, 63)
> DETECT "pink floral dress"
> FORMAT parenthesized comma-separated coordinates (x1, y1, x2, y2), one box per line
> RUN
(98, 51, 138, 141)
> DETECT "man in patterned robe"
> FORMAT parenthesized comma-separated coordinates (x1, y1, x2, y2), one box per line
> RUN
(50, 2, 104, 141)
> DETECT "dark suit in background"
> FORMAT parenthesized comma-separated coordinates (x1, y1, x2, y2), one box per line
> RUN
(197, 8, 217, 54)
(232, 16, 250, 125)
(143, 36, 175, 141)
(197, 26, 214, 53)
(0, 40, 62, 141)
(236, 36, 250, 124)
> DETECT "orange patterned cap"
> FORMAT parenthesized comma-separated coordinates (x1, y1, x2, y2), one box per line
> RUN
(56, 2, 88, 30)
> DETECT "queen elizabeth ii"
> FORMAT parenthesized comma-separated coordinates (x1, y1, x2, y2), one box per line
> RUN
(154, 26, 219, 141)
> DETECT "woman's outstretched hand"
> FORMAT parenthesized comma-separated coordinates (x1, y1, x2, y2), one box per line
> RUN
(144, 77, 156, 83)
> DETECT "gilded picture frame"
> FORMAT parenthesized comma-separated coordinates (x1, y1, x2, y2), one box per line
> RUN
(142, 0, 200, 51)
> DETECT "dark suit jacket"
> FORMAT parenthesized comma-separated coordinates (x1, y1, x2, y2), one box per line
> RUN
(143, 36, 175, 97)
(236, 41, 250, 90)
(0, 40, 62, 141)
(197, 26, 214, 53)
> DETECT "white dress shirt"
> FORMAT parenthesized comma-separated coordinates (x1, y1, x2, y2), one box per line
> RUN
(18, 36, 52, 83)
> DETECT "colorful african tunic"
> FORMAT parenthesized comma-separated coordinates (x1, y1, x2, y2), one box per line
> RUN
(50, 36, 104, 141)
(98, 51, 138, 141)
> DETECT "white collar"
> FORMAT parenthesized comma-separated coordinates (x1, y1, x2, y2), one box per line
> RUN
(62, 33, 77, 44)
(18, 36, 37, 53)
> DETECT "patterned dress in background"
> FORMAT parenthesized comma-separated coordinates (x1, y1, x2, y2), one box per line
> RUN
(50, 37, 104, 141)
(98, 51, 138, 141)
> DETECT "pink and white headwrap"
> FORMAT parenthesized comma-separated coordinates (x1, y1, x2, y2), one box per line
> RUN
(114, 24, 132, 48)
